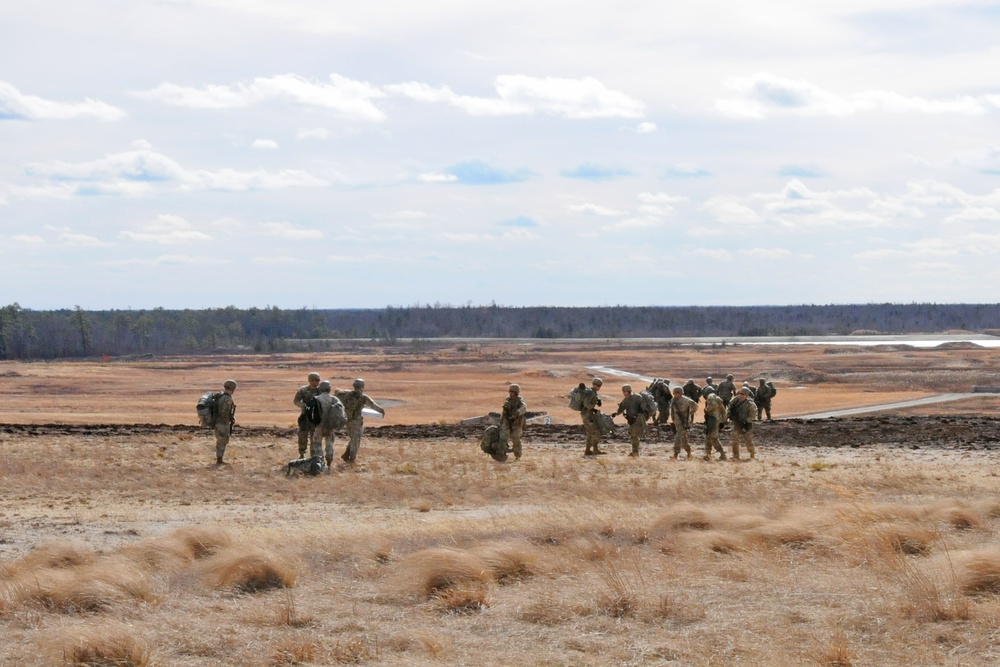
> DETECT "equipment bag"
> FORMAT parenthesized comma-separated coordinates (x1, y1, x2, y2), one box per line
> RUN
(304, 396, 323, 426)
(568, 386, 585, 411)
(328, 397, 348, 429)
(766, 382, 777, 397)
(595, 412, 616, 436)
(196, 391, 221, 427)
(479, 425, 508, 462)
(638, 390, 657, 417)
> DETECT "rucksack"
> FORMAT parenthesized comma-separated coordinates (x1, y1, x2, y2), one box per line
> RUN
(480, 425, 509, 462)
(595, 412, 616, 436)
(328, 397, 348, 429)
(196, 391, 222, 427)
(638, 390, 657, 417)
(568, 386, 586, 411)
(766, 382, 777, 397)
(304, 396, 323, 426)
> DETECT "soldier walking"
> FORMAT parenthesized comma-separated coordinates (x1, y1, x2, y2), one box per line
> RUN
(702, 387, 727, 461)
(580, 378, 607, 456)
(500, 384, 527, 461)
(717, 374, 737, 408)
(335, 379, 385, 464)
(214, 380, 237, 465)
(293, 372, 322, 458)
(728, 386, 758, 460)
(670, 386, 697, 459)
(756, 378, 775, 421)
(312, 381, 345, 468)
(614, 384, 646, 457)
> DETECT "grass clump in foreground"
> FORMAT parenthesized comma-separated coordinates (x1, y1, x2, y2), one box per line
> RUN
(3, 435, 1000, 665)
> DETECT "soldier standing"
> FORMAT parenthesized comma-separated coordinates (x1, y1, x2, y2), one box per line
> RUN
(312, 381, 345, 468)
(701, 376, 718, 400)
(293, 372, 322, 458)
(614, 384, 646, 457)
(717, 374, 737, 408)
(756, 378, 775, 421)
(580, 377, 606, 456)
(648, 378, 672, 429)
(670, 386, 697, 459)
(335, 379, 385, 464)
(728, 387, 758, 460)
(500, 384, 527, 461)
(682, 379, 702, 418)
(214, 380, 237, 465)
(702, 387, 727, 461)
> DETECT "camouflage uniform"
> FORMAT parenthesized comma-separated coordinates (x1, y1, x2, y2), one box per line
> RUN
(648, 379, 672, 425)
(335, 381, 385, 463)
(614, 389, 646, 456)
(682, 380, 702, 417)
(728, 393, 758, 460)
(670, 392, 697, 458)
(500, 386, 527, 460)
(214, 381, 236, 464)
(580, 382, 605, 456)
(756, 380, 774, 421)
(716, 376, 737, 407)
(311, 386, 344, 465)
(700, 378, 718, 401)
(293, 377, 321, 457)
(702, 392, 727, 460)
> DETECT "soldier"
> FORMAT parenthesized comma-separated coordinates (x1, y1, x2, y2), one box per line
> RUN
(580, 377, 607, 456)
(700, 376, 718, 400)
(214, 380, 237, 465)
(614, 384, 646, 457)
(670, 386, 697, 459)
(702, 387, 727, 461)
(648, 378, 672, 429)
(741, 380, 757, 399)
(728, 386, 758, 460)
(756, 378, 775, 421)
(312, 381, 345, 468)
(682, 379, 702, 407)
(335, 378, 385, 464)
(717, 374, 737, 408)
(500, 384, 527, 461)
(293, 372, 322, 457)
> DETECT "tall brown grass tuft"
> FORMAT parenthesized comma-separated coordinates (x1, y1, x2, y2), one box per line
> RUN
(63, 628, 152, 666)
(434, 584, 489, 614)
(469, 540, 541, 583)
(169, 525, 234, 558)
(956, 549, 1000, 595)
(393, 548, 493, 597)
(744, 519, 815, 550)
(198, 546, 299, 593)
(5, 540, 95, 576)
(650, 503, 712, 534)
(812, 629, 855, 667)
(935, 505, 983, 531)
(17, 562, 157, 613)
(270, 636, 318, 666)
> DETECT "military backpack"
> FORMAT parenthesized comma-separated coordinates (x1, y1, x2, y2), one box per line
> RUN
(196, 391, 222, 427)
(304, 396, 323, 426)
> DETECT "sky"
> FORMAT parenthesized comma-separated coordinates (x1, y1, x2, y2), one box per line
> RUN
(3, 1, 1000, 310)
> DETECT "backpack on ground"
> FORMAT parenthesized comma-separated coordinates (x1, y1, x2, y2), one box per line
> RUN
(638, 390, 657, 418)
(595, 412, 616, 436)
(480, 425, 509, 462)
(568, 386, 586, 411)
(304, 396, 323, 426)
(196, 391, 222, 427)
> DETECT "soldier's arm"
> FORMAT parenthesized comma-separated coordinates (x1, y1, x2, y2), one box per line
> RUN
(293, 388, 305, 409)
(366, 395, 386, 415)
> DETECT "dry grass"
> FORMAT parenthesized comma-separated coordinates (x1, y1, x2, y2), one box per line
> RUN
(391, 548, 494, 597)
(62, 628, 152, 667)
(197, 546, 299, 593)
(956, 549, 1000, 595)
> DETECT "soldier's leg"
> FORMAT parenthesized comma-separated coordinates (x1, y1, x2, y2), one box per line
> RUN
(731, 428, 741, 460)
(346, 420, 364, 462)
(585, 421, 600, 455)
(673, 427, 683, 458)
(215, 424, 230, 464)
(499, 422, 512, 453)
(309, 427, 323, 460)
(747, 430, 756, 459)
(324, 432, 335, 466)
(511, 426, 523, 459)
(297, 428, 309, 457)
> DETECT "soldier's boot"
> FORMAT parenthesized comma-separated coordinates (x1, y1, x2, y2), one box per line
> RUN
(748, 447, 756, 460)
(702, 453, 711, 461)
(684, 447, 692, 459)
(216, 456, 224, 465)
(719, 452, 727, 461)
(325, 456, 333, 467)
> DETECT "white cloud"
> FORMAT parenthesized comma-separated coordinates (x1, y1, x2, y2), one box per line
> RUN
(691, 248, 734, 261)
(58, 232, 110, 247)
(639, 192, 688, 205)
(418, 172, 458, 183)
(739, 248, 794, 260)
(257, 222, 323, 239)
(8, 235, 45, 246)
(134, 73, 387, 121)
(18, 149, 327, 197)
(0, 81, 126, 121)
(119, 215, 213, 244)
(251, 139, 279, 150)
(635, 122, 657, 133)
(296, 127, 330, 140)
(716, 72, 995, 119)
(99, 255, 229, 267)
(387, 75, 645, 119)
(252, 256, 300, 264)
(567, 203, 626, 216)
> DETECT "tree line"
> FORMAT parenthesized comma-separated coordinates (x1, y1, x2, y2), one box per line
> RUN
(1, 302, 998, 360)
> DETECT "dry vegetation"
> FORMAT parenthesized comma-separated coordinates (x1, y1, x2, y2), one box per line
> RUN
(2, 342, 1000, 665)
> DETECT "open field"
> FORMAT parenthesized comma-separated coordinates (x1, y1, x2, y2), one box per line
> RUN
(3, 340, 1000, 665)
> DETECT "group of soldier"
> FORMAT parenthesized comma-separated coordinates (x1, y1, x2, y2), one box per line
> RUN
(499, 374, 776, 463)
(208, 371, 775, 468)
(209, 373, 385, 467)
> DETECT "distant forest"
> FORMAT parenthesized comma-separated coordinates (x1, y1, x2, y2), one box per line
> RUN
(1, 302, 999, 360)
